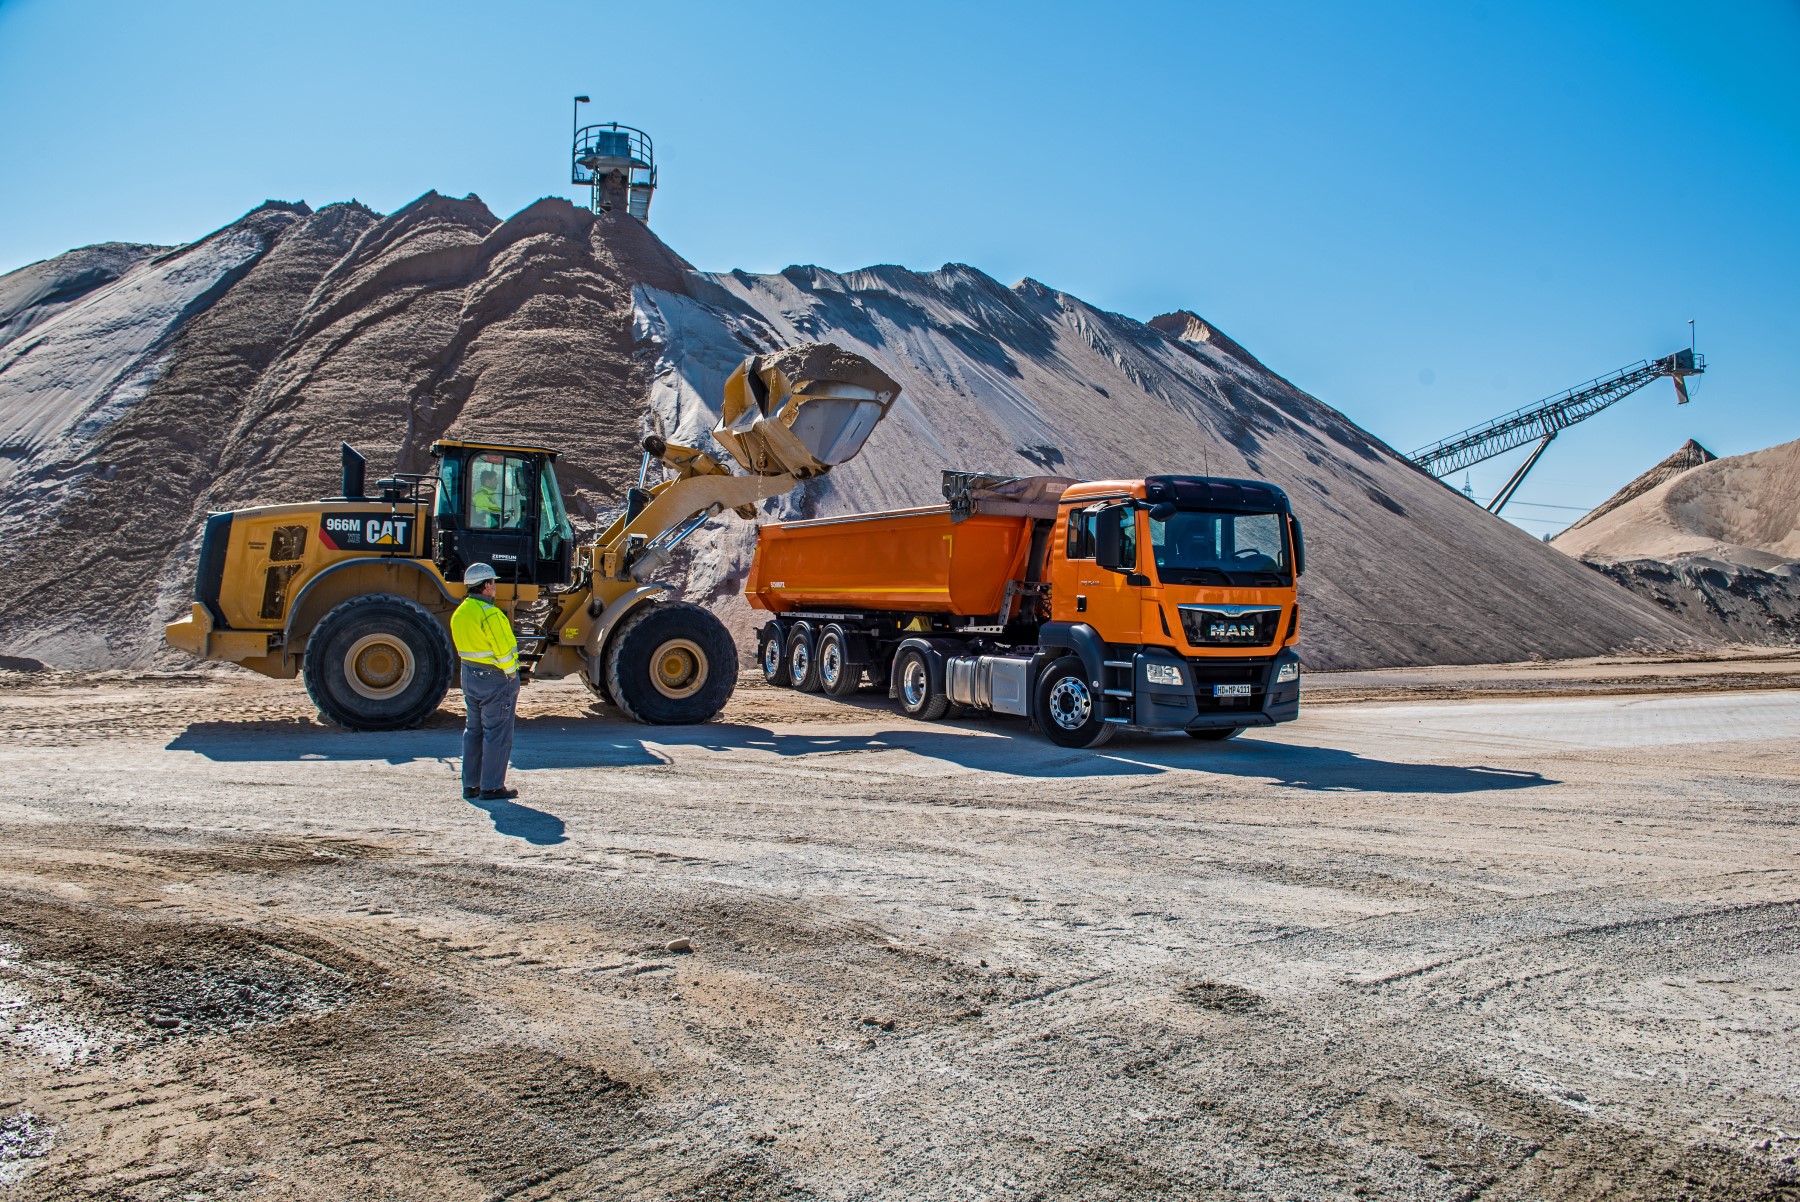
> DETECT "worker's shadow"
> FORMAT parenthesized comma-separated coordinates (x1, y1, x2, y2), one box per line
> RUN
(467, 793, 567, 846)
(686, 721, 1553, 793)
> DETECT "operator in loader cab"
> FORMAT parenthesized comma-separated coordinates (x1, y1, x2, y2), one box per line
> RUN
(452, 563, 520, 801)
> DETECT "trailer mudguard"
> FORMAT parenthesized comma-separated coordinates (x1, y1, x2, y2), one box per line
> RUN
(1037, 621, 1106, 689)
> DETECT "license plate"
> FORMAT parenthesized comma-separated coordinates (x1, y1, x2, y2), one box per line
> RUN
(1214, 683, 1252, 698)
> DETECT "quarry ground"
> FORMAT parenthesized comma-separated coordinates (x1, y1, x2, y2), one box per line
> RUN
(1, 652, 1798, 1201)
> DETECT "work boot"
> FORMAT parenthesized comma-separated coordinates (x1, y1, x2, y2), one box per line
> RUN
(478, 787, 519, 801)
(463, 786, 479, 799)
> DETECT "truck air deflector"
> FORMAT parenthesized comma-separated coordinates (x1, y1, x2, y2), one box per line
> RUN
(1144, 476, 1290, 514)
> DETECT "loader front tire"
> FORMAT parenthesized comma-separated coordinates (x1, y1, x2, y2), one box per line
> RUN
(304, 595, 454, 731)
(605, 601, 736, 725)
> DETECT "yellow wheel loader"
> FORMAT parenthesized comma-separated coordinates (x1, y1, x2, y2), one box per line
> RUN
(164, 343, 899, 730)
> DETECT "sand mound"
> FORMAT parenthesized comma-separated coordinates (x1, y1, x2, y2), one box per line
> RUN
(1561, 439, 1716, 536)
(1554, 438, 1800, 568)
(1552, 438, 1800, 646)
(0, 198, 1702, 669)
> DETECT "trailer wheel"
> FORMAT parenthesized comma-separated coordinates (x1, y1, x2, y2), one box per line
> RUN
(817, 625, 861, 697)
(1186, 726, 1244, 741)
(1036, 656, 1114, 749)
(303, 594, 453, 731)
(757, 622, 786, 687)
(785, 622, 821, 692)
(895, 648, 950, 720)
(605, 601, 737, 725)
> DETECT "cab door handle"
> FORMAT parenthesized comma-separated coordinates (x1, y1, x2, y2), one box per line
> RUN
(1076, 595, 1087, 613)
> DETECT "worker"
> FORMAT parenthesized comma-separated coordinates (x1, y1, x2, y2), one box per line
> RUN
(472, 466, 502, 529)
(451, 562, 520, 801)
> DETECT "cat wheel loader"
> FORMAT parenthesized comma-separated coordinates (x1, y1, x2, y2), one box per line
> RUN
(164, 343, 899, 730)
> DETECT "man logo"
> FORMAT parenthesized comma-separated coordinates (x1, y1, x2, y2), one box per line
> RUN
(1209, 622, 1257, 640)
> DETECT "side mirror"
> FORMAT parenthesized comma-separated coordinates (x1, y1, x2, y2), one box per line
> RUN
(1094, 506, 1131, 573)
(1289, 514, 1306, 577)
(1148, 501, 1178, 522)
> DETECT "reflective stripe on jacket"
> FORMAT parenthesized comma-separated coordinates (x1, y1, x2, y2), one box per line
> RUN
(451, 597, 519, 674)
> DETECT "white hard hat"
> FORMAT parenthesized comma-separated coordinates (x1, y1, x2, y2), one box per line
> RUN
(463, 563, 498, 586)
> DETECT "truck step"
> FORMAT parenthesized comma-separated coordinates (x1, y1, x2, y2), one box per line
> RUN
(1103, 688, 1133, 698)
(1103, 660, 1134, 669)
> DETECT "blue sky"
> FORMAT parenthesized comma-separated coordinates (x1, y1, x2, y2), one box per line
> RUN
(3, 0, 1794, 534)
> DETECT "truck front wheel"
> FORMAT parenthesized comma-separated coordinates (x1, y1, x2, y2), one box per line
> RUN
(303, 595, 454, 731)
(895, 648, 950, 720)
(605, 602, 737, 725)
(1036, 657, 1114, 749)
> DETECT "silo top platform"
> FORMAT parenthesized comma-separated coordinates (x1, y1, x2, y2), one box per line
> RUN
(572, 123, 653, 182)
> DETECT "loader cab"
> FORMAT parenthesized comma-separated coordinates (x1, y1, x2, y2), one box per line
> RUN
(428, 440, 575, 587)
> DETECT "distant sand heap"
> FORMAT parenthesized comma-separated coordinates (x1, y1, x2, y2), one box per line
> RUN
(1553, 438, 1800, 646)
(0, 196, 1702, 669)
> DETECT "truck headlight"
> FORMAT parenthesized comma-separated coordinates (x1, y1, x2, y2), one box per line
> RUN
(1276, 662, 1300, 684)
(1145, 663, 1184, 686)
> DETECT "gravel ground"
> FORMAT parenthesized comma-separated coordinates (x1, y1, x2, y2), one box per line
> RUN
(0, 662, 1797, 1201)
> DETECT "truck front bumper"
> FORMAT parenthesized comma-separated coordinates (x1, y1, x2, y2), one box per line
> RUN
(1131, 648, 1301, 732)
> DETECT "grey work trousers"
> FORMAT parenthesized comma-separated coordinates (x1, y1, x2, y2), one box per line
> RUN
(461, 663, 518, 793)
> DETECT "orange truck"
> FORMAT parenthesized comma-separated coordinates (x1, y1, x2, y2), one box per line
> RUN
(748, 472, 1304, 748)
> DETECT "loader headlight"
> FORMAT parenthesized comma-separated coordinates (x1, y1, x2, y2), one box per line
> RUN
(1276, 662, 1300, 684)
(1145, 663, 1184, 686)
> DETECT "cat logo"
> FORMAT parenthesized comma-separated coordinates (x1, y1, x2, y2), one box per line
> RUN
(318, 513, 412, 551)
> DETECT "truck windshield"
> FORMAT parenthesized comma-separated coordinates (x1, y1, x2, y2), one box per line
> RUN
(1149, 510, 1290, 586)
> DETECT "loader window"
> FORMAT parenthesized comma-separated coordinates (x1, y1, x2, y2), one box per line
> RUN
(537, 461, 573, 561)
(435, 456, 462, 519)
(469, 454, 529, 531)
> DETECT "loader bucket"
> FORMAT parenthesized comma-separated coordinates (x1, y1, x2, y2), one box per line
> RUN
(713, 343, 900, 478)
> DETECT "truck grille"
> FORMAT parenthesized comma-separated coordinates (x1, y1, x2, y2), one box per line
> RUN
(1182, 657, 1269, 712)
(1179, 605, 1282, 647)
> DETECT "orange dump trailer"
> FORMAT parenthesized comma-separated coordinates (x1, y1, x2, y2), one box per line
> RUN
(747, 507, 1035, 616)
(745, 472, 1306, 749)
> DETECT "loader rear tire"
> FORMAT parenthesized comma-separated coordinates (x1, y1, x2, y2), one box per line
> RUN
(785, 622, 822, 693)
(304, 595, 454, 731)
(818, 625, 861, 697)
(605, 601, 736, 725)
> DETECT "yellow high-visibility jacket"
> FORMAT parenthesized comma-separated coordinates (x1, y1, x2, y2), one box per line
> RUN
(451, 597, 519, 674)
(473, 485, 501, 528)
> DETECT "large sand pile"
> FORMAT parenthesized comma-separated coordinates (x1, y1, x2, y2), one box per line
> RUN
(636, 275, 1701, 669)
(0, 195, 689, 666)
(0, 198, 1700, 669)
(1553, 438, 1800, 646)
